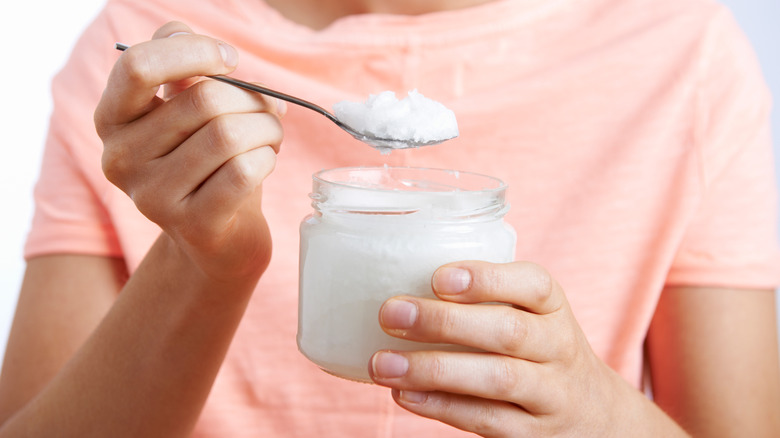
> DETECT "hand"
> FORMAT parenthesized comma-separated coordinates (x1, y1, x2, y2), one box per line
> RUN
(370, 261, 663, 437)
(94, 22, 285, 282)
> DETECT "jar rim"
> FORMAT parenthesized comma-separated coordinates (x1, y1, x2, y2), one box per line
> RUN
(312, 166, 507, 194)
(310, 166, 509, 220)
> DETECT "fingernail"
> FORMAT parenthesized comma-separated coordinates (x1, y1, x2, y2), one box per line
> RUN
(372, 352, 408, 378)
(218, 42, 238, 68)
(399, 390, 428, 404)
(167, 31, 190, 38)
(433, 267, 471, 295)
(380, 299, 417, 329)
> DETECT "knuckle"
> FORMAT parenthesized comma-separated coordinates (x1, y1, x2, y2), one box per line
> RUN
(559, 324, 579, 350)
(132, 187, 158, 218)
(188, 80, 225, 119)
(93, 106, 111, 140)
(500, 311, 529, 355)
(470, 403, 503, 437)
(540, 379, 570, 419)
(119, 49, 154, 88)
(101, 147, 129, 187)
(554, 325, 584, 363)
(247, 112, 284, 153)
(479, 263, 504, 294)
(101, 149, 172, 226)
(129, 180, 170, 224)
(434, 395, 459, 418)
(204, 115, 241, 157)
(431, 304, 461, 340)
(490, 358, 521, 400)
(425, 354, 450, 387)
(524, 262, 554, 309)
(262, 113, 285, 149)
(225, 156, 254, 191)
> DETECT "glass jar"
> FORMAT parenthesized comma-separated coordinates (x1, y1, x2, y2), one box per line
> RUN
(297, 166, 516, 382)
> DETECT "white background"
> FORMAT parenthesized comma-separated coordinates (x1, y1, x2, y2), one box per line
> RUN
(0, 1, 778, 357)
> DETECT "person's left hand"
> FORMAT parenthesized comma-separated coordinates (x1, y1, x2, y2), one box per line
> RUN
(369, 260, 645, 437)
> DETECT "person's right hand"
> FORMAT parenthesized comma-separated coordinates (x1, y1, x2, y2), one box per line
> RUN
(94, 22, 285, 283)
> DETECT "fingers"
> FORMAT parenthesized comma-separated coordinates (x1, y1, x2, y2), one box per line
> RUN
(176, 117, 280, 234)
(95, 27, 238, 132)
(97, 21, 285, 232)
(165, 112, 282, 199)
(182, 145, 277, 248)
(369, 350, 554, 414)
(432, 261, 565, 314)
(153, 22, 205, 99)
(102, 78, 279, 169)
(378, 297, 567, 362)
(377, 261, 573, 361)
(373, 261, 609, 436)
(390, 389, 538, 437)
(93, 21, 283, 281)
(114, 110, 282, 229)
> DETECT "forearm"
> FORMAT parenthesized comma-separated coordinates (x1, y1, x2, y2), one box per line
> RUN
(0, 234, 259, 437)
(607, 367, 691, 438)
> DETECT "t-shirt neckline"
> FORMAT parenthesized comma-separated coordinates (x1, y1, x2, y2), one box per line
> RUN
(244, 0, 575, 47)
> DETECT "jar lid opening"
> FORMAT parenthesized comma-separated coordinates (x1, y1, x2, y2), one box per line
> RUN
(313, 166, 506, 193)
(311, 166, 509, 220)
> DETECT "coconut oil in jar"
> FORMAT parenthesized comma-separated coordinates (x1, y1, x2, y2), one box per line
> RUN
(298, 166, 516, 382)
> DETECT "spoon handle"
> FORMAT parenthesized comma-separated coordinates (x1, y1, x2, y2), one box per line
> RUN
(208, 75, 338, 123)
(113, 43, 339, 124)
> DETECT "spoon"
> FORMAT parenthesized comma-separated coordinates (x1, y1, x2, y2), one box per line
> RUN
(115, 43, 453, 151)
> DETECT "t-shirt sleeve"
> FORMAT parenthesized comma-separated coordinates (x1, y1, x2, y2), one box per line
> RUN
(24, 10, 124, 260)
(665, 8, 780, 289)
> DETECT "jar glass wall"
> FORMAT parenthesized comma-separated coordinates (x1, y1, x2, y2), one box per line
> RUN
(298, 166, 516, 382)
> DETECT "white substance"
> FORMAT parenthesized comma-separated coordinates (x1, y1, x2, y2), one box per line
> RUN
(333, 90, 459, 148)
(297, 167, 516, 383)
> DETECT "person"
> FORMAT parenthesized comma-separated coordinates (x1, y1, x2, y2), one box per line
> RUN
(1, 0, 779, 436)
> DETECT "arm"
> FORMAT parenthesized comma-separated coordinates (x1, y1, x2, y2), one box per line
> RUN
(0, 255, 123, 424)
(647, 285, 780, 437)
(0, 242, 256, 437)
(0, 21, 283, 437)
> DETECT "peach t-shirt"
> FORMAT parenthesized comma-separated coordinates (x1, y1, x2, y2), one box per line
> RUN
(26, 0, 780, 436)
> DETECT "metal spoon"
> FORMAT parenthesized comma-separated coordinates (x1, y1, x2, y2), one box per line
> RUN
(115, 43, 454, 151)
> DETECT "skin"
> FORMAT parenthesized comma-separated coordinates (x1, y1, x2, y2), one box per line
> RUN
(0, 23, 283, 437)
(370, 262, 780, 437)
(647, 286, 780, 437)
(1, 1, 779, 436)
